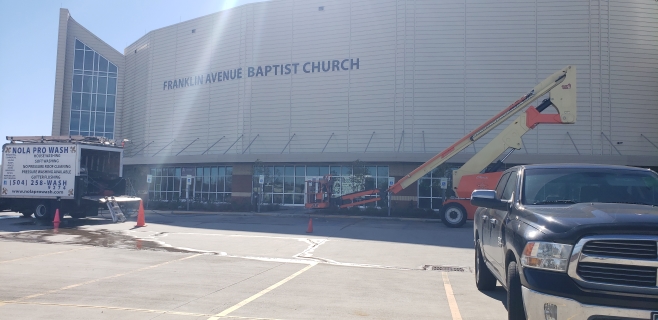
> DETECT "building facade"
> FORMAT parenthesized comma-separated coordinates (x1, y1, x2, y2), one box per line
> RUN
(51, 0, 658, 208)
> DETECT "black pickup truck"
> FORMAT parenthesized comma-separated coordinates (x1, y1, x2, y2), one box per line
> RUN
(471, 164, 658, 320)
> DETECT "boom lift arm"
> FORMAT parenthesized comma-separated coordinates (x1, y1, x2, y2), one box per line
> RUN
(389, 66, 577, 195)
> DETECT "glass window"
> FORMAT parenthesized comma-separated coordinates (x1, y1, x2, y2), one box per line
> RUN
(105, 113, 114, 132)
(98, 56, 108, 72)
(89, 115, 95, 134)
(95, 113, 105, 132)
(82, 75, 92, 92)
(495, 173, 511, 199)
(284, 176, 294, 193)
(74, 50, 84, 69)
(274, 166, 284, 177)
(366, 166, 376, 177)
(319, 166, 329, 176)
(97, 77, 107, 94)
(342, 166, 351, 176)
(295, 177, 305, 193)
(70, 111, 80, 131)
(71, 93, 81, 110)
(377, 166, 389, 177)
(93, 53, 100, 70)
(73, 75, 82, 92)
(106, 95, 115, 112)
(226, 167, 233, 176)
(96, 94, 106, 112)
(501, 171, 518, 200)
(90, 94, 97, 111)
(295, 166, 305, 176)
(196, 168, 203, 177)
(81, 93, 91, 111)
(69, 40, 117, 138)
(83, 51, 94, 70)
(330, 166, 341, 176)
(80, 111, 90, 131)
(225, 174, 232, 192)
(307, 166, 319, 176)
(284, 166, 294, 176)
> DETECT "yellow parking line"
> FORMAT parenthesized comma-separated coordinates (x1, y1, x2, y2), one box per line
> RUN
(0, 247, 89, 264)
(209, 263, 316, 319)
(442, 272, 463, 320)
(4, 253, 202, 303)
(0, 301, 284, 319)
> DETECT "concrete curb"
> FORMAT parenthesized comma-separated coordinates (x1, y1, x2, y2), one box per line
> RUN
(145, 209, 442, 223)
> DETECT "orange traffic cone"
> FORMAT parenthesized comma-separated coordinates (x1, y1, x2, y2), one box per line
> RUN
(53, 209, 61, 223)
(306, 218, 313, 233)
(53, 209, 61, 232)
(135, 200, 146, 227)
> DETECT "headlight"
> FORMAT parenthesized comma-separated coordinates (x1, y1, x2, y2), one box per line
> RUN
(521, 242, 573, 272)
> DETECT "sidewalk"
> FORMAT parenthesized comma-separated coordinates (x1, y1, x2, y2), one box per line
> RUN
(145, 207, 442, 223)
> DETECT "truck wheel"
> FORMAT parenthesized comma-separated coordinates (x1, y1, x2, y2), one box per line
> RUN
(34, 202, 52, 221)
(475, 240, 497, 291)
(506, 261, 526, 320)
(441, 204, 467, 228)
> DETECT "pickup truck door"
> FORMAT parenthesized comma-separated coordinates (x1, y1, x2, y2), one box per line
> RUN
(482, 172, 511, 272)
(489, 170, 518, 271)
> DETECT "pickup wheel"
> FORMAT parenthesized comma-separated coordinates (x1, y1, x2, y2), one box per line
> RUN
(475, 241, 497, 291)
(441, 203, 467, 228)
(34, 202, 52, 221)
(506, 261, 526, 320)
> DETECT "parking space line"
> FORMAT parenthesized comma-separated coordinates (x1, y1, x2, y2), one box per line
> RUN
(208, 263, 317, 319)
(0, 247, 89, 264)
(3, 253, 202, 304)
(441, 272, 463, 320)
(0, 301, 285, 319)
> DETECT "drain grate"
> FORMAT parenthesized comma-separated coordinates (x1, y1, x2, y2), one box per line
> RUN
(422, 265, 471, 273)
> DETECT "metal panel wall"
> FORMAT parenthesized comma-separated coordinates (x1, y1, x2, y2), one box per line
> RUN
(113, 0, 658, 164)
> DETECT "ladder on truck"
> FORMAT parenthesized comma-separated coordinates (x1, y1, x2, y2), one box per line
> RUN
(106, 198, 126, 223)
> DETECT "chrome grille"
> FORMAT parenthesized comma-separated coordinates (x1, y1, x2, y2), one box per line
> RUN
(568, 235, 658, 295)
(577, 262, 657, 288)
(583, 240, 657, 259)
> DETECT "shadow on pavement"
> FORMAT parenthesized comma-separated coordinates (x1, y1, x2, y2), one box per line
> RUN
(0, 210, 476, 249)
(481, 286, 507, 310)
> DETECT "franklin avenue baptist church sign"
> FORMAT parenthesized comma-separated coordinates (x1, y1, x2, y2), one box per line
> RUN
(162, 58, 360, 91)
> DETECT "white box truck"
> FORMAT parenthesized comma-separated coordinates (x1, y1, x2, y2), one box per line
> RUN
(1, 136, 141, 221)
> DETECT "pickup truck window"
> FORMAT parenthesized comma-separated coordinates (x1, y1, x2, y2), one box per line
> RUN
(522, 168, 658, 205)
(495, 172, 511, 199)
(501, 171, 518, 200)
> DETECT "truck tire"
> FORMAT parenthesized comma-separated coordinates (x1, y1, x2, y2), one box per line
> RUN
(34, 202, 52, 221)
(506, 261, 526, 320)
(475, 240, 497, 291)
(441, 203, 467, 228)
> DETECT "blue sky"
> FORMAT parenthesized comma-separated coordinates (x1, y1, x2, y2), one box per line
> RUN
(0, 0, 263, 148)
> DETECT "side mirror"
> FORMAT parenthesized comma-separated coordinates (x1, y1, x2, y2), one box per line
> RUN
(471, 189, 509, 211)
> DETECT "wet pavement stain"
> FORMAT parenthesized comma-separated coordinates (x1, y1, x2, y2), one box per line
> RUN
(0, 223, 198, 254)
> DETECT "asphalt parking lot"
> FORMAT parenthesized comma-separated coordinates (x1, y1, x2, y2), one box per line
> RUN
(0, 210, 508, 319)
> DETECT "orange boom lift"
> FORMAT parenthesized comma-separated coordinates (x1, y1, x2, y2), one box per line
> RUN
(388, 66, 577, 227)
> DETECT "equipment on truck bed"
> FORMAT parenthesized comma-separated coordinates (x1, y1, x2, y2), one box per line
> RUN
(388, 66, 577, 227)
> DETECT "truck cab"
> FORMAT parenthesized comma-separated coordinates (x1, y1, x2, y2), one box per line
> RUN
(472, 164, 658, 320)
